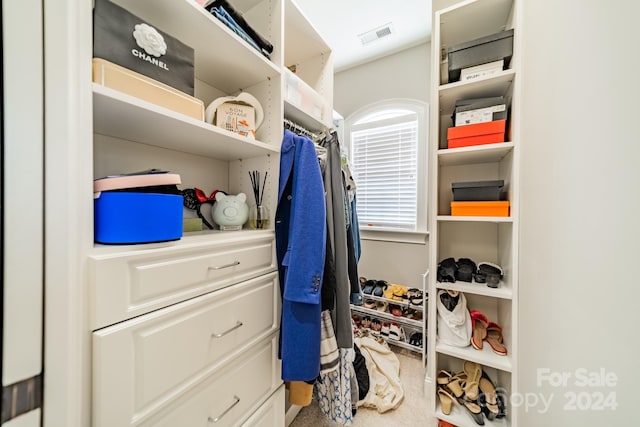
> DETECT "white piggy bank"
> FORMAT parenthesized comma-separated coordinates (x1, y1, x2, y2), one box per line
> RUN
(212, 192, 249, 230)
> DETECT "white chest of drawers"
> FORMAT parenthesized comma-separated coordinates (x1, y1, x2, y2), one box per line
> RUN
(90, 232, 282, 426)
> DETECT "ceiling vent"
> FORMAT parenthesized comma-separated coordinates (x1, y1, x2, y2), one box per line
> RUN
(359, 23, 394, 45)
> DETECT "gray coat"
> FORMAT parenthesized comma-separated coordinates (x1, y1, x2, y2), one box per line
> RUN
(320, 132, 353, 349)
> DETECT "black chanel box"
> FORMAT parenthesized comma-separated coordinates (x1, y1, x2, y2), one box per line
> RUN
(93, 0, 195, 95)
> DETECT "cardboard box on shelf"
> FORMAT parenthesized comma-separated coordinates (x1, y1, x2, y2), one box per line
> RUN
(460, 59, 505, 82)
(450, 201, 510, 217)
(452, 180, 505, 201)
(215, 102, 256, 138)
(447, 119, 506, 149)
(92, 58, 204, 120)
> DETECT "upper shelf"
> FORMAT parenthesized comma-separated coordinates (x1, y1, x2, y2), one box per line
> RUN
(437, 215, 513, 224)
(438, 142, 514, 166)
(438, 69, 515, 113)
(284, 0, 331, 66)
(436, 281, 512, 300)
(283, 68, 330, 130)
(109, 0, 281, 93)
(436, 341, 513, 372)
(93, 84, 279, 160)
(438, 0, 514, 50)
(284, 101, 329, 133)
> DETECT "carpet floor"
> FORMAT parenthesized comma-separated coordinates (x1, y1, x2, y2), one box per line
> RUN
(289, 348, 429, 426)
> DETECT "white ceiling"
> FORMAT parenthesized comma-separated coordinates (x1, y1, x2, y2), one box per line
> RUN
(293, 0, 432, 72)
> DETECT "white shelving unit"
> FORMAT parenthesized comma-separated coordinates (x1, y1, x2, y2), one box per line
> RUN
(43, 0, 333, 425)
(427, 0, 521, 426)
(93, 84, 279, 161)
(350, 270, 429, 363)
(350, 302, 425, 353)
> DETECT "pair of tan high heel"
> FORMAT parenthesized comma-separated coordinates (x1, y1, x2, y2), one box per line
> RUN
(436, 361, 486, 425)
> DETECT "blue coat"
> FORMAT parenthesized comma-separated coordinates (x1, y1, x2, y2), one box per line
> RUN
(276, 130, 327, 381)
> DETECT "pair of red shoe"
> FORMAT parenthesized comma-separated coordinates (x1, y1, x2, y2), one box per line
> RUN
(470, 310, 507, 355)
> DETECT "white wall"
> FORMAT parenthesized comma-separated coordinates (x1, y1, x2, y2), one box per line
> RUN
(518, 1, 640, 425)
(334, 43, 431, 289)
(335, 43, 430, 118)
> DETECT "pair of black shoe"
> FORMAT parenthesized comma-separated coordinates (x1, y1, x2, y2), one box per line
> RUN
(408, 331, 423, 348)
(437, 257, 477, 282)
(437, 257, 503, 288)
(477, 371, 507, 422)
(459, 371, 507, 425)
(361, 278, 389, 297)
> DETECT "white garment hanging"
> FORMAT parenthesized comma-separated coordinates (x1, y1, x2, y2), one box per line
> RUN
(436, 290, 472, 347)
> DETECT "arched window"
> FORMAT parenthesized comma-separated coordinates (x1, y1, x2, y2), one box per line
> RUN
(346, 99, 428, 234)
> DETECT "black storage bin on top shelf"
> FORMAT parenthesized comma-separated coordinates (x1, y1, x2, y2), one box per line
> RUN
(452, 180, 505, 201)
(447, 29, 514, 83)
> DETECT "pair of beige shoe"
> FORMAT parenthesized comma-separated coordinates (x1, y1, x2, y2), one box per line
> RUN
(436, 361, 493, 424)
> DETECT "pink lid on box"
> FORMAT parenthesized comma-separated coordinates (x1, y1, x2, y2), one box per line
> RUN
(94, 173, 181, 192)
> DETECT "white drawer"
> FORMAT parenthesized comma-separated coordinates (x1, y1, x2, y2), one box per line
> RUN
(89, 232, 276, 329)
(92, 273, 280, 427)
(139, 336, 281, 427)
(242, 385, 285, 427)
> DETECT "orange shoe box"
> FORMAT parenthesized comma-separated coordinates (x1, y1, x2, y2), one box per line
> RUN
(447, 119, 506, 148)
(451, 201, 510, 217)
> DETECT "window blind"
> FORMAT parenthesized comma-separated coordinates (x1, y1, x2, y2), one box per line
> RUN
(351, 113, 418, 230)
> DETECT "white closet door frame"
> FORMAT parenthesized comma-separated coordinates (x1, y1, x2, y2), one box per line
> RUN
(2, 0, 44, 391)
(42, 0, 94, 426)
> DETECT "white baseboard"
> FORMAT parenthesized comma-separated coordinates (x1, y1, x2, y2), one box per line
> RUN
(284, 404, 302, 426)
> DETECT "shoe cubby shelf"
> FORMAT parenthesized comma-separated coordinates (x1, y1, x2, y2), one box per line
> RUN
(438, 69, 515, 113)
(437, 216, 513, 223)
(439, 0, 513, 50)
(436, 342, 512, 373)
(385, 337, 424, 353)
(436, 281, 512, 300)
(429, 0, 519, 425)
(93, 85, 280, 160)
(436, 404, 509, 427)
(437, 142, 515, 167)
(350, 305, 423, 329)
(361, 294, 426, 311)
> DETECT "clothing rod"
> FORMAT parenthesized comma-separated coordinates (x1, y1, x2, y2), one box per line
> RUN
(283, 118, 318, 140)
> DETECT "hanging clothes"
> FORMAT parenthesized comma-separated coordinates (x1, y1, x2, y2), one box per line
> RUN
(314, 348, 356, 425)
(317, 131, 355, 349)
(276, 130, 327, 382)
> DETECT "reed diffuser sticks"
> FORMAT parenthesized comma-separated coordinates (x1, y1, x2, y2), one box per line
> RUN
(249, 170, 268, 229)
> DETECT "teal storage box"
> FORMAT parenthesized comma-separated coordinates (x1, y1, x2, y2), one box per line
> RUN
(94, 172, 183, 244)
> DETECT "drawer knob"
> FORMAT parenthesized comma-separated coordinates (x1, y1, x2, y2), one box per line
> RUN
(208, 395, 240, 423)
(211, 321, 243, 338)
(208, 260, 240, 270)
